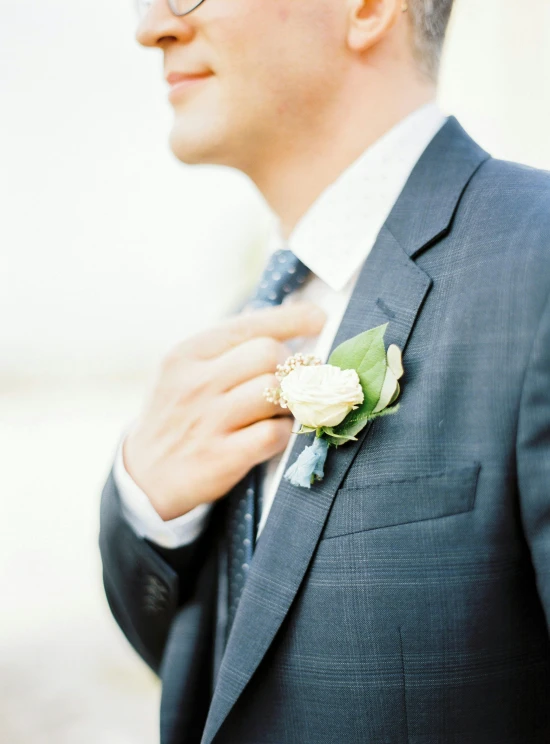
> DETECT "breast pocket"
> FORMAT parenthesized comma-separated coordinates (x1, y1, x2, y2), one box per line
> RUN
(321, 463, 481, 540)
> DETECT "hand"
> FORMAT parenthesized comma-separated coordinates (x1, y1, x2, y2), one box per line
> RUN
(123, 302, 326, 521)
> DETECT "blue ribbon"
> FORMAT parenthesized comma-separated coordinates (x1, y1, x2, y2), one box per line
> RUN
(284, 436, 330, 489)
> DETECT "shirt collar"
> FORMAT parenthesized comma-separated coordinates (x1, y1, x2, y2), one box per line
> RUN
(270, 103, 447, 292)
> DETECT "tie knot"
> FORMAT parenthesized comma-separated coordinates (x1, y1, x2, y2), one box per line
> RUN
(248, 249, 310, 309)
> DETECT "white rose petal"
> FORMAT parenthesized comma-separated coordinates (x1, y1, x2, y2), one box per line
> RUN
(280, 364, 364, 429)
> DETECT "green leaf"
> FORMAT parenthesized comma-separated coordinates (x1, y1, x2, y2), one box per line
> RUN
(330, 400, 401, 443)
(322, 435, 340, 446)
(329, 324, 388, 429)
(296, 425, 316, 435)
(369, 402, 400, 420)
(328, 416, 371, 442)
(322, 426, 358, 444)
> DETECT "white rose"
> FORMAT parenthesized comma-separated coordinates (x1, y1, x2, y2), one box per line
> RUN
(280, 364, 364, 429)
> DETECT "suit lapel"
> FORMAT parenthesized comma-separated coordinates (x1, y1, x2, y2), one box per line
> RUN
(201, 118, 489, 744)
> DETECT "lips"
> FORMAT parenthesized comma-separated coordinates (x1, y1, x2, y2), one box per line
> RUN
(166, 70, 213, 101)
(166, 71, 212, 86)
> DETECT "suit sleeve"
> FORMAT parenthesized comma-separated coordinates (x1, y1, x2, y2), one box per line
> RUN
(99, 470, 219, 674)
(517, 291, 550, 629)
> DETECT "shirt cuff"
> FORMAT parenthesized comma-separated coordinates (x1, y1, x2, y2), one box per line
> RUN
(113, 435, 213, 549)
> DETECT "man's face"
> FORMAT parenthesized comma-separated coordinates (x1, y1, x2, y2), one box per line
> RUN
(137, 0, 346, 173)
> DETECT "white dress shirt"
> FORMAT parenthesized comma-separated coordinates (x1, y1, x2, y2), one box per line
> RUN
(115, 102, 447, 549)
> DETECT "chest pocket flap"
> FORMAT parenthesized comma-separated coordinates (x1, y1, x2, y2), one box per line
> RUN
(322, 463, 481, 540)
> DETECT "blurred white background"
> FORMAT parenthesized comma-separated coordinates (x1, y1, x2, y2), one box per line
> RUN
(1, 0, 549, 741)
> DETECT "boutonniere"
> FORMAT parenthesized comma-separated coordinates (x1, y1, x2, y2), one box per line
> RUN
(264, 323, 403, 489)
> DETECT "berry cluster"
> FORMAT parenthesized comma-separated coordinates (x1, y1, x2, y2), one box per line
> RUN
(275, 353, 322, 380)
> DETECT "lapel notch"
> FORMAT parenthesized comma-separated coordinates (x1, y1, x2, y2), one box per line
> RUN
(386, 116, 489, 259)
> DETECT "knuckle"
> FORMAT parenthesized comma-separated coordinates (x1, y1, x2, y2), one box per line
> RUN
(259, 419, 286, 450)
(219, 317, 245, 347)
(158, 354, 213, 404)
(161, 348, 180, 373)
(160, 343, 189, 374)
(182, 366, 213, 400)
(254, 337, 283, 370)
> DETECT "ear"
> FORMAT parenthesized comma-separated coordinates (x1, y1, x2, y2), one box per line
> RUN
(346, 0, 402, 53)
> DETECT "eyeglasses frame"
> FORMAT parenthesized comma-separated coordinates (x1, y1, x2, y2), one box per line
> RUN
(137, 0, 207, 19)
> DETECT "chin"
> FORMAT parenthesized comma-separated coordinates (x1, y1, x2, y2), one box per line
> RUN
(168, 117, 231, 167)
(169, 129, 210, 165)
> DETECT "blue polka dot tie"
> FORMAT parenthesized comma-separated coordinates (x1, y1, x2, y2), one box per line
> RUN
(225, 249, 311, 641)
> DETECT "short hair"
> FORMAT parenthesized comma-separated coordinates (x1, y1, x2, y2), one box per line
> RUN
(409, 0, 455, 80)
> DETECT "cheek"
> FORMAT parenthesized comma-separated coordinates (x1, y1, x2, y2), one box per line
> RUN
(207, 0, 343, 89)
(268, 7, 346, 109)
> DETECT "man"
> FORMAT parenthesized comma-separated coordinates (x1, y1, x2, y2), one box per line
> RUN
(99, 0, 550, 741)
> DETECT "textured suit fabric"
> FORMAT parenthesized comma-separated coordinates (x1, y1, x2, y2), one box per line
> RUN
(99, 118, 550, 743)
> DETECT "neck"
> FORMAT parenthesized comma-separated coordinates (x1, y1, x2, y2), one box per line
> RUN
(251, 79, 436, 239)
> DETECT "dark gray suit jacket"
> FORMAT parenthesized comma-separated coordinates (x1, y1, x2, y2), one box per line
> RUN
(100, 118, 550, 743)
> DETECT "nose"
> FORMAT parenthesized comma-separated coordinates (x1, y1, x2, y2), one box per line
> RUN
(136, 0, 195, 48)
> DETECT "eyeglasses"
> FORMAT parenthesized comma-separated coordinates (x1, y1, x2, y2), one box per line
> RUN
(136, 0, 207, 19)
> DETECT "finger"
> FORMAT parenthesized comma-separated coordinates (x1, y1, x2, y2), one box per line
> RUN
(226, 416, 294, 466)
(211, 337, 291, 392)
(189, 302, 326, 360)
(216, 374, 291, 431)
